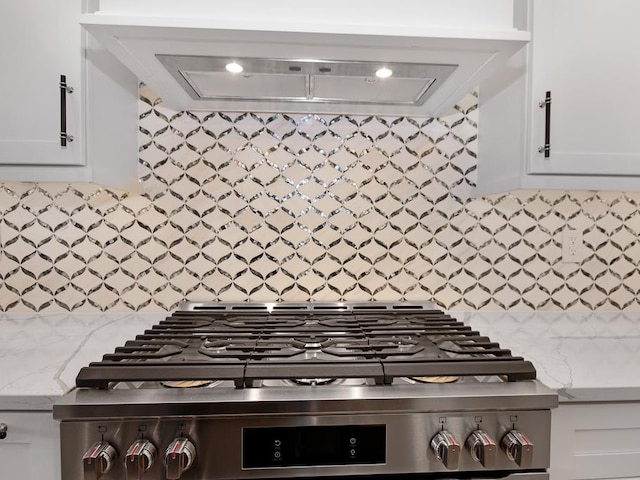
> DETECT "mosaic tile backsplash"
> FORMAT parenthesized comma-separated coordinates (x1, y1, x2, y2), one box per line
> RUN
(1, 87, 640, 312)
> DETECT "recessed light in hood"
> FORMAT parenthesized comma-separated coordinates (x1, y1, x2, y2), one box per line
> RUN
(375, 67, 393, 79)
(225, 62, 244, 74)
(157, 55, 457, 107)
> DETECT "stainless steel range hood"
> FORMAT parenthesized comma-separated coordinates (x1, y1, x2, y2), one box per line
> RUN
(82, 0, 530, 116)
(157, 55, 458, 107)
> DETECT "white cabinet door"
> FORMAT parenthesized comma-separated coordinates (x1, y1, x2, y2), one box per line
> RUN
(0, 411, 60, 480)
(476, 0, 640, 195)
(0, 0, 85, 170)
(551, 403, 640, 480)
(528, 0, 640, 176)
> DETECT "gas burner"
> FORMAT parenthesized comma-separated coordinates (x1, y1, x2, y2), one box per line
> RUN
(197, 339, 256, 359)
(322, 337, 424, 358)
(406, 376, 459, 384)
(223, 318, 306, 329)
(283, 378, 341, 387)
(289, 337, 336, 349)
(160, 380, 222, 388)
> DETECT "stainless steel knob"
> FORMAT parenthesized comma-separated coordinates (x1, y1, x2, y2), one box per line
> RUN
(126, 439, 157, 479)
(0, 423, 7, 439)
(164, 438, 196, 479)
(502, 430, 534, 467)
(466, 430, 496, 468)
(82, 441, 117, 480)
(430, 430, 460, 470)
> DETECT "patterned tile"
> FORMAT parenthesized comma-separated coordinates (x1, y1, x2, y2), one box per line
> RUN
(2, 87, 640, 311)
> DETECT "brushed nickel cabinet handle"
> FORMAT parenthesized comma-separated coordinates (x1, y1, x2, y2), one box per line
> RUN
(59, 74, 74, 147)
(538, 90, 551, 157)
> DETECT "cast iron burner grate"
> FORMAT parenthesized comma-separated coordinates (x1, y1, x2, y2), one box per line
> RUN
(75, 303, 536, 389)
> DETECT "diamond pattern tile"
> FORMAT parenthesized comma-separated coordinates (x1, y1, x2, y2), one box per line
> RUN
(2, 88, 640, 311)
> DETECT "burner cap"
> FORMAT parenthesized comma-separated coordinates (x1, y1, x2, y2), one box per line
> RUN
(409, 376, 459, 384)
(161, 380, 216, 388)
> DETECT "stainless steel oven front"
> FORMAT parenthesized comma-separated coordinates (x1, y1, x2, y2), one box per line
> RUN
(56, 382, 555, 480)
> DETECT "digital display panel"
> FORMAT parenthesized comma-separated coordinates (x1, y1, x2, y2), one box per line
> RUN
(242, 424, 386, 468)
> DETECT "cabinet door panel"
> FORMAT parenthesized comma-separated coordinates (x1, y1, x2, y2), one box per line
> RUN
(529, 0, 640, 176)
(0, 412, 60, 480)
(0, 0, 83, 166)
(0, 441, 32, 478)
(551, 403, 640, 480)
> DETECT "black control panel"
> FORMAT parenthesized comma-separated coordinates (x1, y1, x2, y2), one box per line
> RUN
(242, 425, 386, 468)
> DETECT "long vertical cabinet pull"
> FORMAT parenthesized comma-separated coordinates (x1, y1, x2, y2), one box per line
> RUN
(538, 91, 551, 158)
(59, 74, 74, 147)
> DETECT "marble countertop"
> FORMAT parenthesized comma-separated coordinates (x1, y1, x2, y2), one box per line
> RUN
(0, 312, 164, 410)
(459, 311, 640, 403)
(1, 310, 639, 410)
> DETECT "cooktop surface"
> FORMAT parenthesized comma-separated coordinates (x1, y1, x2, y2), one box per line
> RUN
(76, 303, 536, 388)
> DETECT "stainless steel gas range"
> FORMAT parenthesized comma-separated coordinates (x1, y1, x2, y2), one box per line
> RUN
(53, 303, 558, 480)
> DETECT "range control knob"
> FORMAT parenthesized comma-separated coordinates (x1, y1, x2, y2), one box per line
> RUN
(502, 430, 534, 467)
(125, 439, 157, 479)
(430, 430, 460, 470)
(82, 441, 117, 480)
(164, 438, 196, 479)
(466, 430, 497, 468)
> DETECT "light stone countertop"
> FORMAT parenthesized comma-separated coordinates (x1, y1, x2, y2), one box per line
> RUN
(1, 310, 639, 410)
(0, 312, 164, 410)
(459, 311, 640, 403)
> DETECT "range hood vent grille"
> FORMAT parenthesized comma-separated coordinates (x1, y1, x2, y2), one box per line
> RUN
(157, 55, 457, 107)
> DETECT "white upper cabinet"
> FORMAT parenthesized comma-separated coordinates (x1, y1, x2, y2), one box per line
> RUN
(0, 0, 84, 171)
(477, 0, 640, 194)
(528, 0, 640, 176)
(0, 0, 140, 187)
